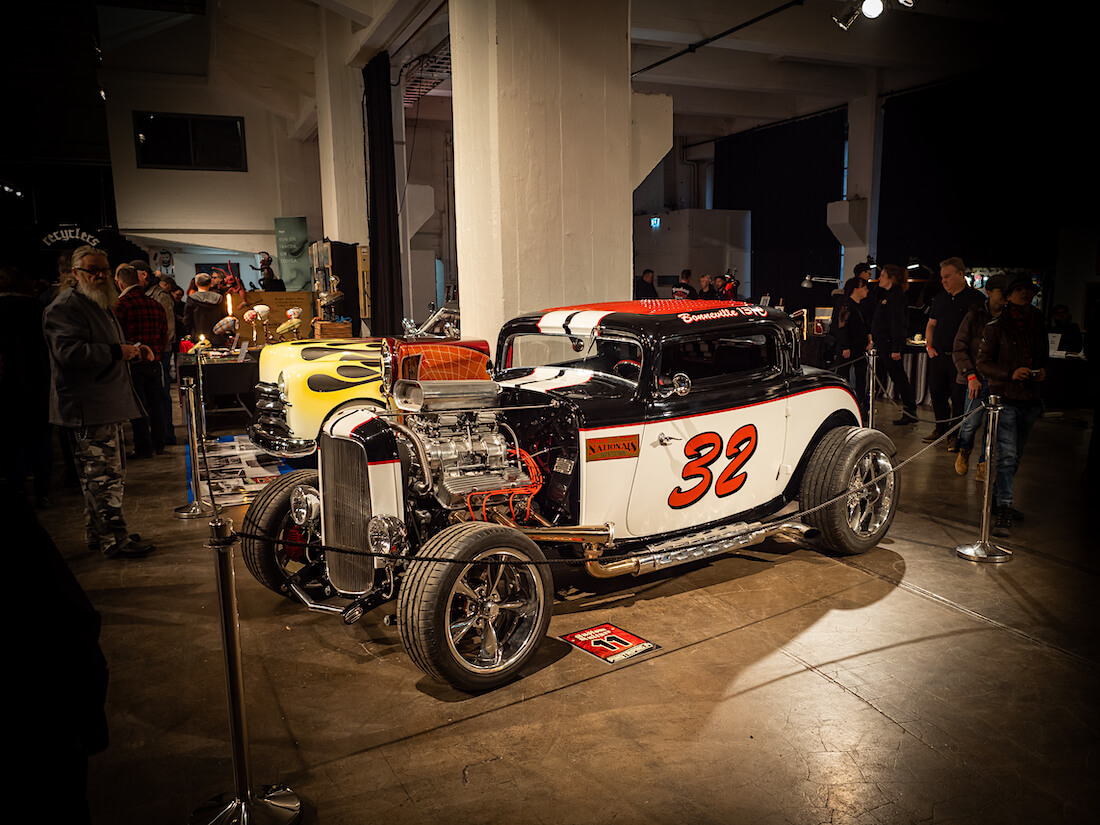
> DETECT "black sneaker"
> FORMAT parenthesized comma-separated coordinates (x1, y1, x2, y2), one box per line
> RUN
(103, 538, 155, 559)
(893, 413, 918, 426)
(992, 507, 1012, 538)
(88, 533, 144, 552)
(922, 428, 945, 442)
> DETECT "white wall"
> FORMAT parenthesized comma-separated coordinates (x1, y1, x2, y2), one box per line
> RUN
(633, 209, 752, 298)
(104, 75, 322, 255)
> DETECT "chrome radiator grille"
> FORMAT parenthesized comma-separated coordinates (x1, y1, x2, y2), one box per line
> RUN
(320, 433, 373, 595)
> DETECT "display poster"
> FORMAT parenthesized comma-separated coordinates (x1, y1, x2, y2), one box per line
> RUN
(560, 623, 661, 664)
(274, 216, 311, 291)
(186, 435, 291, 507)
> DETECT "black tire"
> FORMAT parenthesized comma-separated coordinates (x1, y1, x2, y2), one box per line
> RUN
(241, 468, 323, 597)
(800, 426, 899, 555)
(398, 522, 553, 692)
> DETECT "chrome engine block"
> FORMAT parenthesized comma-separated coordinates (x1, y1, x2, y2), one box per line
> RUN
(406, 410, 532, 508)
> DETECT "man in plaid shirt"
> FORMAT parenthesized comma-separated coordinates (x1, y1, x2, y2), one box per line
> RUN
(114, 265, 167, 457)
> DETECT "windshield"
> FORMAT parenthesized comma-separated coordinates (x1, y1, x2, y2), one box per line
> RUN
(504, 332, 644, 386)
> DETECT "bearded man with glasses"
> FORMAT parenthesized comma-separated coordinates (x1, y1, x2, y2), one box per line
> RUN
(43, 245, 155, 559)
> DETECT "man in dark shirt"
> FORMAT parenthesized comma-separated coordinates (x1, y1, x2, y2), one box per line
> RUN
(870, 264, 917, 425)
(922, 257, 984, 446)
(634, 269, 658, 299)
(114, 265, 167, 458)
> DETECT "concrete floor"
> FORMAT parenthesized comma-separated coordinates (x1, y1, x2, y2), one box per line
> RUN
(37, 401, 1097, 825)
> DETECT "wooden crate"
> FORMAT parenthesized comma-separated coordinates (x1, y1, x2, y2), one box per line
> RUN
(311, 320, 353, 339)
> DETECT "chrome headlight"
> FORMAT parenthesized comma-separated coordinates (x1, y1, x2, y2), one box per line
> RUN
(290, 485, 321, 527)
(367, 515, 408, 557)
(276, 371, 287, 399)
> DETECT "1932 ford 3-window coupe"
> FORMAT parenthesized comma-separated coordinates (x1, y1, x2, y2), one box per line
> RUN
(242, 300, 899, 691)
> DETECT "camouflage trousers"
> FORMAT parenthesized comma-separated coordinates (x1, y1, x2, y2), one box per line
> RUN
(69, 424, 130, 554)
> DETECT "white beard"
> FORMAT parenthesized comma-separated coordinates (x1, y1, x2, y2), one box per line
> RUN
(76, 279, 118, 311)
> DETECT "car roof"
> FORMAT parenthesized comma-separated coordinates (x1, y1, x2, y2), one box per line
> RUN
(500, 299, 796, 341)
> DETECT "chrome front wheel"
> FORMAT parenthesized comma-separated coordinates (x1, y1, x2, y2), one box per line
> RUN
(398, 522, 553, 691)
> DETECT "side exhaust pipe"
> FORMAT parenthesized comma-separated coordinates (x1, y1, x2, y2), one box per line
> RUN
(584, 521, 819, 579)
(477, 506, 817, 581)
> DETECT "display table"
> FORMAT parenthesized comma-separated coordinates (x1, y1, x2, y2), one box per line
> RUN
(178, 350, 260, 414)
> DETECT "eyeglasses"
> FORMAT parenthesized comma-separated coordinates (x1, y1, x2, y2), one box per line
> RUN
(74, 266, 112, 277)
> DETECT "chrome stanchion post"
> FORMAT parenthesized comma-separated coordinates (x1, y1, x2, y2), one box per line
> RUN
(195, 346, 216, 443)
(956, 394, 1011, 563)
(866, 347, 877, 429)
(190, 518, 302, 825)
(175, 378, 214, 519)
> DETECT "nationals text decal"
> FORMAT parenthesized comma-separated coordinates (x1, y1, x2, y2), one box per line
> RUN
(668, 424, 758, 509)
(586, 434, 640, 462)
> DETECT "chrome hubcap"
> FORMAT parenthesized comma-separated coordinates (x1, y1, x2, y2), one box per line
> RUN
(446, 549, 544, 675)
(846, 449, 895, 537)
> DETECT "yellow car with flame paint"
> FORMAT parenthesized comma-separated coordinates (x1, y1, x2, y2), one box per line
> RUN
(250, 334, 491, 458)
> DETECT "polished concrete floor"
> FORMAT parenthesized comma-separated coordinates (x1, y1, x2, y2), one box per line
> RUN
(36, 400, 1097, 824)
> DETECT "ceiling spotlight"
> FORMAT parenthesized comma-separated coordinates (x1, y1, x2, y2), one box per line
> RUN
(833, 0, 888, 30)
(832, 0, 862, 30)
(862, 0, 884, 19)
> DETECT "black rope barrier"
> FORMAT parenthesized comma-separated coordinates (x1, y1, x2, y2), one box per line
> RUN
(232, 404, 987, 569)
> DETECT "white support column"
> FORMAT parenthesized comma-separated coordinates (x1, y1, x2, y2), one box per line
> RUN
(450, 0, 637, 354)
(829, 85, 883, 280)
(315, 9, 369, 246)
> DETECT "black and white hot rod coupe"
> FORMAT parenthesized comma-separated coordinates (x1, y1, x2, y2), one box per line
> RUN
(241, 300, 899, 691)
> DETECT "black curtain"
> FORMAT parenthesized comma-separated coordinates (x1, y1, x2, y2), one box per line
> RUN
(362, 52, 403, 336)
(876, 69, 1094, 277)
(713, 108, 846, 312)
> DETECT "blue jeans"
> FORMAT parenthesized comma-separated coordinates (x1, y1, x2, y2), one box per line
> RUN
(993, 401, 1040, 509)
(957, 378, 988, 461)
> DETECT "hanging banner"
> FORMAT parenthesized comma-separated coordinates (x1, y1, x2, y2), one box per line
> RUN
(274, 216, 311, 291)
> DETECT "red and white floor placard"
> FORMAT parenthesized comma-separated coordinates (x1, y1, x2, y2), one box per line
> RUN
(560, 623, 660, 664)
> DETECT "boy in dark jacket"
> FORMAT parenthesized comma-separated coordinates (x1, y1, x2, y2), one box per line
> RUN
(833, 277, 873, 420)
(976, 273, 1047, 537)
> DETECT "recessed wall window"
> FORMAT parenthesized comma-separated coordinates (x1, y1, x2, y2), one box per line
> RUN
(133, 111, 247, 171)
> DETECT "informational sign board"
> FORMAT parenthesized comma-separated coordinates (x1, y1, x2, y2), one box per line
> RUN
(560, 623, 660, 664)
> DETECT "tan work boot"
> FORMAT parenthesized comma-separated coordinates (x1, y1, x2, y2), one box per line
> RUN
(976, 461, 987, 482)
(955, 448, 970, 476)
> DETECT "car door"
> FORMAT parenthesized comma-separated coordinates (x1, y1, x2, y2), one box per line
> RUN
(625, 329, 790, 538)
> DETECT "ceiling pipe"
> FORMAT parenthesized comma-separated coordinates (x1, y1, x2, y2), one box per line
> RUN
(632, 0, 806, 79)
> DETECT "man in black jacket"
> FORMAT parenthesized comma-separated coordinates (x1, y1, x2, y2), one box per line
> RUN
(976, 272, 1047, 537)
(870, 264, 917, 425)
(634, 268, 658, 299)
(183, 273, 230, 345)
